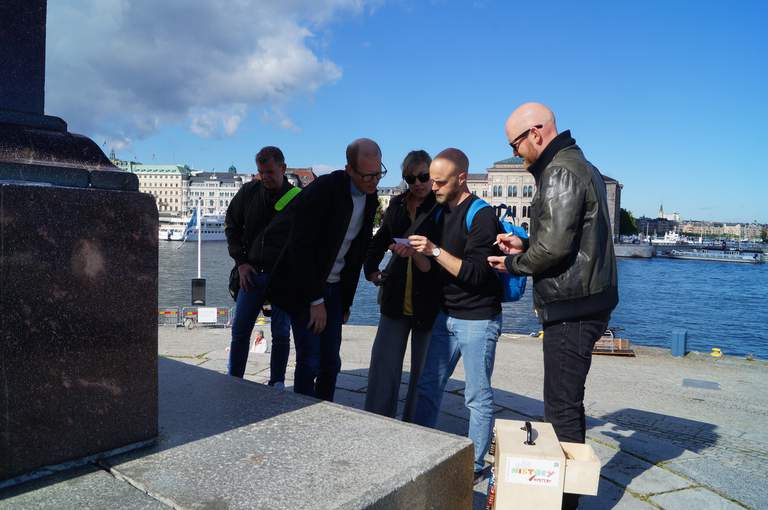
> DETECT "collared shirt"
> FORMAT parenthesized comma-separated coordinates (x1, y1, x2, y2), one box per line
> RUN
(326, 180, 366, 283)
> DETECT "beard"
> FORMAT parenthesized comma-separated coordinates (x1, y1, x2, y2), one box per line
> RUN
(436, 186, 459, 205)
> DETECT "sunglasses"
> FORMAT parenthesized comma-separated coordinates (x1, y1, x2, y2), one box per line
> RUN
(403, 172, 430, 185)
(509, 124, 543, 152)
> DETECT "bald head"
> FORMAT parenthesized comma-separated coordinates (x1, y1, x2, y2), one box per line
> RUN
(433, 148, 469, 176)
(505, 102, 558, 165)
(346, 138, 381, 169)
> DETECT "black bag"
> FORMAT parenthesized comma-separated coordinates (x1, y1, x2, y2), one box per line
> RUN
(229, 265, 240, 302)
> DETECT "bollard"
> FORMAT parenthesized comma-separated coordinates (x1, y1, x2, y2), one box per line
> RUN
(671, 328, 687, 357)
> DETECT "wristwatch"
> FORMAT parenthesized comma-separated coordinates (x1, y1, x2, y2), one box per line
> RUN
(431, 246, 442, 258)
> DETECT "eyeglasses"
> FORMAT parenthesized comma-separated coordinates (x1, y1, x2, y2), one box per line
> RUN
(403, 172, 430, 185)
(509, 124, 543, 152)
(352, 162, 388, 182)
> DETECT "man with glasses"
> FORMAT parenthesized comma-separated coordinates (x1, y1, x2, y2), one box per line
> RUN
(488, 102, 618, 510)
(269, 138, 381, 401)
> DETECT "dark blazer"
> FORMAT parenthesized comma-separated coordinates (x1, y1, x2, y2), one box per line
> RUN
(268, 170, 378, 314)
(364, 191, 441, 330)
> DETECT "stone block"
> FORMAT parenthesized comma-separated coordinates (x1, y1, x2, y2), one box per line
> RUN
(0, 466, 166, 510)
(103, 358, 474, 510)
(0, 182, 158, 483)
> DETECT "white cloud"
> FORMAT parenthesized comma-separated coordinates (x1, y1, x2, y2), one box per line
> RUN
(46, 0, 373, 144)
(311, 164, 339, 175)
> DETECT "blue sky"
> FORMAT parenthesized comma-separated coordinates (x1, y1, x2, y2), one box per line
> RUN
(47, 0, 767, 222)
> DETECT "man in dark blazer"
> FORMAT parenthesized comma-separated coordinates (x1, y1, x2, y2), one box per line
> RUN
(269, 138, 381, 401)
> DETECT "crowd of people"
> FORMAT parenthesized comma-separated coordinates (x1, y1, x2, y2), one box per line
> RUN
(224, 102, 618, 510)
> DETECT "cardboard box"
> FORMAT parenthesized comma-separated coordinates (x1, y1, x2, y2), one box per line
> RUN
(493, 420, 602, 509)
(562, 442, 601, 496)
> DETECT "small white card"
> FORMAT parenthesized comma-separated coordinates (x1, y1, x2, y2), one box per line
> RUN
(393, 237, 411, 246)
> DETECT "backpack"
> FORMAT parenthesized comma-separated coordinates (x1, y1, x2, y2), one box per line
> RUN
(436, 198, 528, 302)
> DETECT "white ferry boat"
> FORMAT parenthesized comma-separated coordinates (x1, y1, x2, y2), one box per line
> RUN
(159, 212, 227, 241)
(664, 249, 763, 264)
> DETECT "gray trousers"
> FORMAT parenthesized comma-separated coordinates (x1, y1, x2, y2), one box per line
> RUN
(364, 313, 432, 422)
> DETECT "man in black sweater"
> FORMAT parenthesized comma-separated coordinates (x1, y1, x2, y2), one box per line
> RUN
(268, 138, 380, 401)
(225, 146, 299, 387)
(409, 148, 503, 483)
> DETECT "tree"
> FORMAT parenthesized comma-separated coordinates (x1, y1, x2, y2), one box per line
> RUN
(619, 208, 639, 235)
(374, 200, 384, 228)
(761, 226, 768, 243)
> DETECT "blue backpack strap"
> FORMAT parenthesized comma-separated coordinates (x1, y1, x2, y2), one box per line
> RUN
(465, 198, 492, 231)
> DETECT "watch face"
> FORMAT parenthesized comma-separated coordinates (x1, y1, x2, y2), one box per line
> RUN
(432, 247, 441, 257)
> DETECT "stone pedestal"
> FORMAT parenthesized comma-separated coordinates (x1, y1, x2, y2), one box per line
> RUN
(0, 181, 159, 483)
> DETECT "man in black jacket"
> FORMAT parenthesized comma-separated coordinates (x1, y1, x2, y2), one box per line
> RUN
(488, 103, 618, 510)
(225, 146, 298, 387)
(268, 138, 380, 401)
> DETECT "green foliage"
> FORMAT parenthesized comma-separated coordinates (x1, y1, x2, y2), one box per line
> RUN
(374, 200, 384, 228)
(619, 208, 639, 235)
(761, 227, 768, 243)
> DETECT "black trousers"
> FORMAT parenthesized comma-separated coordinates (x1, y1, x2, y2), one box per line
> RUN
(543, 312, 610, 510)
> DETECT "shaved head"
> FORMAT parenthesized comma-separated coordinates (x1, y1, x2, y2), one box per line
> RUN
(505, 102, 559, 165)
(430, 148, 470, 206)
(433, 148, 469, 175)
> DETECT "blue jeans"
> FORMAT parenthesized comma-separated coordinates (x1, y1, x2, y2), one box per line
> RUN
(290, 282, 344, 401)
(413, 311, 502, 472)
(228, 272, 291, 383)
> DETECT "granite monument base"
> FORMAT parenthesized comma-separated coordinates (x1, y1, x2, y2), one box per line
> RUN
(0, 358, 474, 509)
(0, 182, 158, 483)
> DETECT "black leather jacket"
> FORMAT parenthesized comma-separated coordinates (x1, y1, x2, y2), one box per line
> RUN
(505, 131, 618, 323)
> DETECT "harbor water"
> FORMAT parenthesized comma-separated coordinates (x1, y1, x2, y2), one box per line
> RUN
(159, 242, 768, 359)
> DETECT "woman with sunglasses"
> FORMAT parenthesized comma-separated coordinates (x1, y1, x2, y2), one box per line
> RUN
(363, 150, 441, 422)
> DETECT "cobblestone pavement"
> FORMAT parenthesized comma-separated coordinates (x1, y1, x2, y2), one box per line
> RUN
(160, 325, 768, 509)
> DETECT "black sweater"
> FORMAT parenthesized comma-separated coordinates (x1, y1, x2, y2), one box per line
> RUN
(364, 191, 441, 330)
(438, 195, 502, 320)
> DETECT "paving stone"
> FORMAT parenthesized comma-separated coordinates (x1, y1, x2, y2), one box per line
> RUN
(0, 466, 166, 510)
(492, 390, 545, 419)
(586, 422, 698, 464)
(103, 358, 474, 510)
(333, 388, 367, 410)
(663, 456, 766, 509)
(335, 372, 369, 392)
(580, 478, 657, 509)
(589, 441, 693, 495)
(439, 392, 502, 421)
(650, 487, 745, 510)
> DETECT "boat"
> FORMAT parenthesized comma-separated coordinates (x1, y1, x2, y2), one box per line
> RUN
(650, 231, 690, 246)
(662, 249, 763, 264)
(159, 211, 227, 241)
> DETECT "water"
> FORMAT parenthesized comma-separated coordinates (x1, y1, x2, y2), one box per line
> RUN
(159, 242, 768, 359)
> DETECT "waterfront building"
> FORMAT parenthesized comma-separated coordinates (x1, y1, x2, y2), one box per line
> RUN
(681, 221, 764, 239)
(377, 182, 407, 211)
(286, 167, 317, 188)
(111, 153, 191, 217)
(466, 157, 622, 237)
(188, 171, 243, 216)
(636, 216, 679, 237)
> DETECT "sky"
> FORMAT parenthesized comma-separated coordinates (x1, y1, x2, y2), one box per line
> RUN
(45, 0, 767, 223)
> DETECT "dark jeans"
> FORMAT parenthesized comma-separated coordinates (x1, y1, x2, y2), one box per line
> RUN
(290, 282, 344, 401)
(228, 272, 291, 382)
(543, 311, 610, 510)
